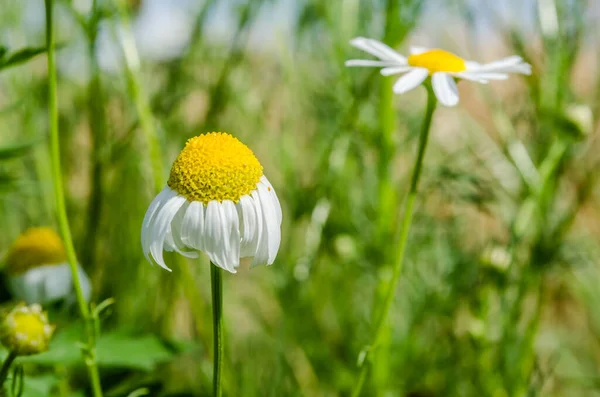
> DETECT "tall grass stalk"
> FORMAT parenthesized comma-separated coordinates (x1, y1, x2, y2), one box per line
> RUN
(114, 0, 164, 192)
(44, 1, 103, 396)
(353, 84, 437, 396)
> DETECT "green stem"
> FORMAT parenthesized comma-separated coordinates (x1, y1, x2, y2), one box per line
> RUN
(211, 264, 224, 397)
(114, 0, 164, 192)
(0, 352, 17, 385)
(352, 86, 437, 397)
(44, 2, 103, 397)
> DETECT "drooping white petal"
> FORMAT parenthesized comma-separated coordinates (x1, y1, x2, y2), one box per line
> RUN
(8, 263, 92, 305)
(393, 67, 428, 94)
(237, 194, 261, 258)
(222, 200, 241, 269)
(250, 189, 269, 268)
(349, 37, 407, 63)
(204, 201, 236, 273)
(141, 187, 176, 256)
(146, 193, 187, 271)
(380, 66, 412, 76)
(164, 202, 198, 258)
(181, 201, 206, 251)
(260, 176, 282, 226)
(254, 181, 281, 267)
(432, 72, 459, 107)
(345, 60, 403, 68)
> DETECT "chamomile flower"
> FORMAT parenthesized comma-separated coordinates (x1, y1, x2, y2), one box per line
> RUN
(141, 132, 282, 273)
(3, 228, 91, 305)
(345, 37, 532, 107)
(0, 303, 55, 356)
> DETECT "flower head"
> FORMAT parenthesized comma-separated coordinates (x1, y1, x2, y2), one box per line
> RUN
(141, 132, 282, 273)
(345, 37, 532, 107)
(3, 228, 92, 305)
(0, 303, 55, 356)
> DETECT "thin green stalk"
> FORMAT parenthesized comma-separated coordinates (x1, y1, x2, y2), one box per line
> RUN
(114, 0, 164, 192)
(44, 2, 103, 396)
(211, 264, 224, 397)
(352, 85, 437, 397)
(0, 351, 17, 385)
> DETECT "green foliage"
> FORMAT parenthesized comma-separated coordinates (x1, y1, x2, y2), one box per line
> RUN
(0, 47, 47, 72)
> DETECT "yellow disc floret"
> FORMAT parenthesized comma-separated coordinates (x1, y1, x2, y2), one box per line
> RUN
(408, 49, 467, 74)
(0, 303, 55, 356)
(168, 132, 263, 204)
(4, 228, 67, 275)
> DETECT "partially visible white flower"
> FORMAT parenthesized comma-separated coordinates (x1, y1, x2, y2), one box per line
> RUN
(8, 263, 91, 305)
(345, 37, 532, 107)
(3, 228, 92, 305)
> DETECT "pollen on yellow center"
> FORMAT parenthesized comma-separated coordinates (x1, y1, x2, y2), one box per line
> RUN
(407, 49, 467, 74)
(12, 311, 46, 338)
(168, 132, 263, 204)
(5, 228, 67, 275)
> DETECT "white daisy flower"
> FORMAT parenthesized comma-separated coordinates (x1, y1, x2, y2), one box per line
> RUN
(345, 37, 532, 107)
(141, 132, 282, 273)
(4, 228, 92, 305)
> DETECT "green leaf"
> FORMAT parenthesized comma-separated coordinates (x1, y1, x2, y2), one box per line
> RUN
(0, 140, 38, 160)
(21, 324, 82, 367)
(96, 331, 174, 371)
(21, 375, 58, 397)
(0, 47, 47, 71)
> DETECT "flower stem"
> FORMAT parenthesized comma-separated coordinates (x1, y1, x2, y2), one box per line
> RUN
(44, 2, 103, 396)
(211, 264, 224, 397)
(0, 352, 17, 385)
(352, 85, 437, 397)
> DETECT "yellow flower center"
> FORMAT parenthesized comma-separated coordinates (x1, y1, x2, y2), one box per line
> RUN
(168, 132, 263, 204)
(407, 49, 466, 74)
(5, 228, 67, 275)
(12, 311, 46, 338)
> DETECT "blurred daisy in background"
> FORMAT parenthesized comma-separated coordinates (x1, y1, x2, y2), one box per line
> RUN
(2, 228, 91, 305)
(141, 132, 282, 273)
(346, 37, 532, 107)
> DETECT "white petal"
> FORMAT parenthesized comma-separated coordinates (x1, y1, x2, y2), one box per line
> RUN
(393, 68, 428, 94)
(250, 189, 269, 268)
(204, 201, 236, 273)
(238, 194, 261, 258)
(468, 55, 531, 75)
(410, 46, 428, 55)
(260, 176, 282, 226)
(254, 181, 281, 267)
(432, 72, 459, 107)
(458, 71, 508, 81)
(164, 202, 198, 258)
(147, 194, 187, 271)
(141, 187, 176, 257)
(7, 263, 92, 304)
(181, 201, 206, 251)
(349, 37, 407, 63)
(380, 66, 412, 76)
(222, 200, 241, 269)
(345, 59, 403, 67)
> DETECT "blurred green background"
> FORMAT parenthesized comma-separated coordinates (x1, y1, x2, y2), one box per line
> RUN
(0, 0, 599, 395)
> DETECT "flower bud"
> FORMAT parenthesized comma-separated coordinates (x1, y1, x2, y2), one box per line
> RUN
(0, 304, 55, 356)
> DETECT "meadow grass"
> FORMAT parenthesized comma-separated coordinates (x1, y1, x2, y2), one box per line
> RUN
(0, 0, 599, 396)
